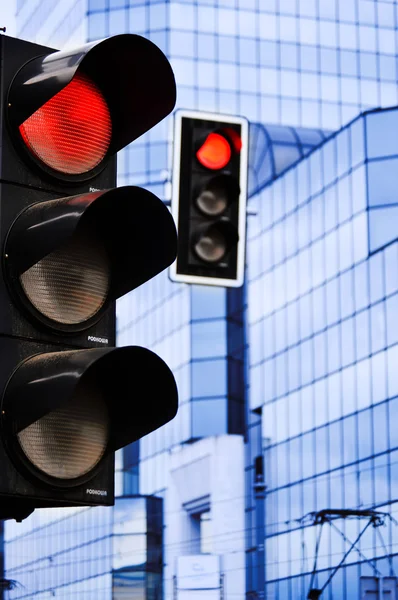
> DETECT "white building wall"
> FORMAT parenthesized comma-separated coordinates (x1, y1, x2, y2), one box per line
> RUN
(164, 435, 245, 600)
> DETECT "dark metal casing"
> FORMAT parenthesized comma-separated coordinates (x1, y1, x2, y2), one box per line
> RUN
(0, 34, 178, 519)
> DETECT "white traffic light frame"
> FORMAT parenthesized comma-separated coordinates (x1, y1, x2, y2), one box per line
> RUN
(169, 109, 249, 288)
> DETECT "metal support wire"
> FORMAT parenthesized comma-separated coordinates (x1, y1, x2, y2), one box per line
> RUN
(307, 524, 324, 594)
(308, 519, 373, 599)
(301, 525, 309, 598)
(329, 520, 383, 578)
(375, 525, 395, 578)
(302, 508, 397, 600)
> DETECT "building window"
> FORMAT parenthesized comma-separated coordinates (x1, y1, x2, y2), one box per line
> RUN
(190, 510, 213, 555)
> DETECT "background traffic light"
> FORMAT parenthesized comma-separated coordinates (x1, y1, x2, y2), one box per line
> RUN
(169, 110, 249, 287)
(0, 33, 178, 521)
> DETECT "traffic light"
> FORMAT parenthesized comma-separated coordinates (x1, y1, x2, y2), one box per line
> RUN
(169, 110, 248, 287)
(0, 33, 178, 521)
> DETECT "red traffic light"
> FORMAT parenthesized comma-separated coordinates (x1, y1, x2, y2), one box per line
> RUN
(223, 127, 243, 152)
(7, 34, 177, 182)
(196, 132, 232, 170)
(170, 110, 248, 287)
(19, 73, 112, 175)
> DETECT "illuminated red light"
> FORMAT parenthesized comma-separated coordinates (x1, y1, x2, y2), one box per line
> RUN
(19, 73, 112, 175)
(223, 128, 242, 153)
(196, 132, 232, 170)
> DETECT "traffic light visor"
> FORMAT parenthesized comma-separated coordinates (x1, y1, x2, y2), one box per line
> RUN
(2, 347, 178, 486)
(7, 34, 176, 180)
(4, 187, 177, 332)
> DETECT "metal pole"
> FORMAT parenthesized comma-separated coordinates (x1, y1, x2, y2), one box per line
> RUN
(254, 454, 266, 600)
(254, 480, 266, 600)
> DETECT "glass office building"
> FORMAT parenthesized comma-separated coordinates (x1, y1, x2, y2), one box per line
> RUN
(5, 496, 163, 599)
(16, 0, 86, 50)
(247, 105, 398, 598)
(6, 0, 398, 598)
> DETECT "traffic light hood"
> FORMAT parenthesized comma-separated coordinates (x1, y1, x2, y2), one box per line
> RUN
(5, 186, 178, 305)
(2, 346, 178, 469)
(7, 33, 177, 155)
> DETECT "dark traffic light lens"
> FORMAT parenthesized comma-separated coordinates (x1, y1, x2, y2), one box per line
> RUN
(19, 73, 112, 175)
(17, 381, 109, 480)
(196, 132, 231, 170)
(193, 228, 227, 263)
(20, 230, 110, 325)
(195, 175, 239, 216)
(196, 188, 228, 216)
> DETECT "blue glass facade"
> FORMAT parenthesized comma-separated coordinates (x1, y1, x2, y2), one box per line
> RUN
(5, 496, 163, 598)
(16, 0, 86, 49)
(248, 122, 330, 198)
(247, 106, 398, 598)
(83, 0, 398, 198)
(9, 1, 398, 599)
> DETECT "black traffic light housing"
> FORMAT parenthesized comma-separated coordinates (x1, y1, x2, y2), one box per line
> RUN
(170, 110, 248, 287)
(0, 34, 178, 521)
(4, 34, 175, 190)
